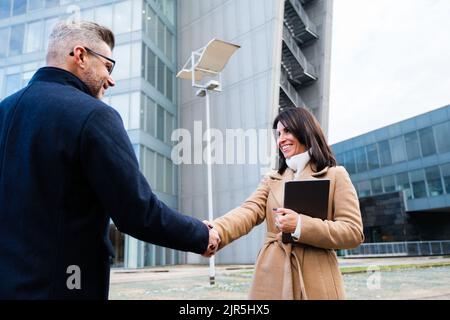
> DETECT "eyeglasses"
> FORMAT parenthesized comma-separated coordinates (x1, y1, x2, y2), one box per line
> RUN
(69, 47, 115, 75)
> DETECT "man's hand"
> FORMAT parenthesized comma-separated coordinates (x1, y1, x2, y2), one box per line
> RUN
(273, 208, 298, 233)
(202, 220, 220, 257)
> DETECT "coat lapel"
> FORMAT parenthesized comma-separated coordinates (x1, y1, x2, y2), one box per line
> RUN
(298, 164, 329, 180)
(267, 169, 293, 208)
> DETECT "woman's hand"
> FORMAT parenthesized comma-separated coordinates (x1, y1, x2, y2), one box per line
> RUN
(201, 220, 220, 257)
(273, 208, 298, 233)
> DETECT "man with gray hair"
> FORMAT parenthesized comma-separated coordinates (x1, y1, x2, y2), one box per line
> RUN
(0, 21, 219, 299)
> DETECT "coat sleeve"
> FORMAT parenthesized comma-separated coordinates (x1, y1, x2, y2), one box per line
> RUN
(296, 166, 364, 249)
(80, 106, 209, 254)
(212, 176, 270, 249)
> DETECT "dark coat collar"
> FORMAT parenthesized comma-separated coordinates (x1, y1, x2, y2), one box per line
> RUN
(29, 67, 92, 96)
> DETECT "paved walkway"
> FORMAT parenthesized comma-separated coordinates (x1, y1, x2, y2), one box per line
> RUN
(109, 256, 450, 300)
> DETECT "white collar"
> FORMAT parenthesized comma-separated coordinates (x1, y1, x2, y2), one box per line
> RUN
(286, 150, 311, 178)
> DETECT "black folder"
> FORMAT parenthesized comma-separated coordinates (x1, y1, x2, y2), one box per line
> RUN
(282, 179, 330, 244)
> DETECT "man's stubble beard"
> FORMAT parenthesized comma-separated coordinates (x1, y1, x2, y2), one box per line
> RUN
(83, 68, 104, 99)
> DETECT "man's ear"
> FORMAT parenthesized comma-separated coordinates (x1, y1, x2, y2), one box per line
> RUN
(71, 46, 87, 70)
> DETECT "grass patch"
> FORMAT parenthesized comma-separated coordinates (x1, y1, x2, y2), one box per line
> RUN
(341, 261, 450, 274)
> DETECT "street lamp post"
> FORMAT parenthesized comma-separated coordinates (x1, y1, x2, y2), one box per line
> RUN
(177, 39, 240, 285)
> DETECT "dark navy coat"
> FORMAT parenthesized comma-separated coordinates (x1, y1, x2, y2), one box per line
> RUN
(0, 67, 209, 299)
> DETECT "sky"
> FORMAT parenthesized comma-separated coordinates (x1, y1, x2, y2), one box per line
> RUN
(328, 0, 450, 144)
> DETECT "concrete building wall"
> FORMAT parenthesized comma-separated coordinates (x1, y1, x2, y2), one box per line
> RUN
(177, 0, 284, 264)
(298, 0, 333, 134)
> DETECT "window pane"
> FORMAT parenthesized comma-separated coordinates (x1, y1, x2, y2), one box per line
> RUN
(166, 0, 175, 25)
(139, 145, 144, 166)
(95, 5, 113, 30)
(144, 4, 157, 43)
(434, 121, 450, 154)
(44, 18, 58, 51)
(419, 127, 436, 157)
(45, 0, 59, 8)
(146, 47, 156, 86)
(10, 24, 25, 56)
(140, 94, 145, 131)
(157, 58, 165, 94)
(145, 96, 156, 136)
(410, 169, 427, 199)
(131, 0, 142, 31)
(81, 8, 94, 21)
(396, 172, 412, 200)
(157, 17, 165, 53)
(425, 166, 443, 196)
(371, 178, 382, 195)
(366, 144, 379, 170)
(405, 131, 421, 160)
(25, 20, 43, 53)
(156, 105, 164, 141)
(165, 29, 173, 60)
(441, 164, 450, 194)
(5, 73, 21, 96)
(343, 150, 356, 174)
(22, 71, 34, 85)
(28, 0, 44, 11)
(129, 91, 140, 130)
(354, 147, 367, 173)
(165, 158, 173, 194)
(0, 0, 11, 19)
(13, 0, 26, 16)
(378, 140, 392, 167)
(112, 44, 130, 80)
(144, 147, 156, 187)
(383, 175, 395, 192)
(156, 154, 164, 191)
(114, 1, 132, 35)
(141, 44, 146, 78)
(131, 42, 141, 78)
(335, 153, 344, 166)
(156, 0, 175, 25)
(390, 136, 407, 163)
(357, 180, 371, 197)
(165, 111, 173, 144)
(166, 67, 173, 102)
(0, 28, 9, 58)
(111, 93, 129, 130)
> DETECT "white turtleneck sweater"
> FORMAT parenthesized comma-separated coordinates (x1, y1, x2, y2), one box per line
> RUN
(285, 149, 311, 239)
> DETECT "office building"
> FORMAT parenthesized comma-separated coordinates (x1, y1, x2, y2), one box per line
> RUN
(332, 104, 450, 245)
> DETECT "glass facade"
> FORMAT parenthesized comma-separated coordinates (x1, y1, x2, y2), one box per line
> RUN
(0, 0, 179, 268)
(333, 106, 450, 211)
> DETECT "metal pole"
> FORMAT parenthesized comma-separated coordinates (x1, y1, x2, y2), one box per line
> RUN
(205, 89, 215, 285)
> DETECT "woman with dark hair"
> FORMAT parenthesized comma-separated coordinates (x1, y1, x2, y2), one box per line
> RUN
(209, 107, 364, 300)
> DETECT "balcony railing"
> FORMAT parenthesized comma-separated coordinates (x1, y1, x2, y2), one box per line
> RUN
(282, 26, 317, 84)
(284, 0, 318, 45)
(342, 241, 450, 257)
(280, 67, 305, 108)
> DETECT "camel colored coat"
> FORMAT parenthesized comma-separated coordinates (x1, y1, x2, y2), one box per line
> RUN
(213, 164, 364, 300)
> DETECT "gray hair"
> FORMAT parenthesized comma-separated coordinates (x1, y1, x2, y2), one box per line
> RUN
(46, 21, 115, 65)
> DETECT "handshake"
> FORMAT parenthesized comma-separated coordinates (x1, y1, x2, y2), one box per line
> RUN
(202, 220, 221, 258)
